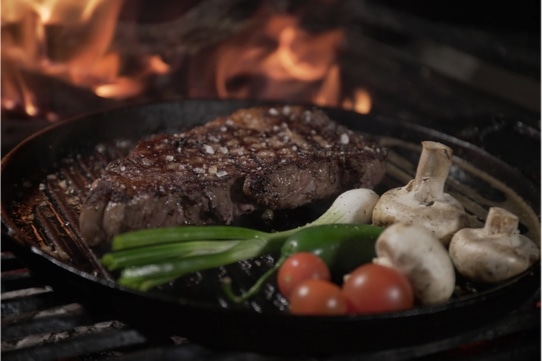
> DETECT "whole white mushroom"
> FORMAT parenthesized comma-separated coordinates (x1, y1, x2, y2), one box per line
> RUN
(373, 223, 456, 305)
(449, 207, 540, 284)
(372, 141, 468, 246)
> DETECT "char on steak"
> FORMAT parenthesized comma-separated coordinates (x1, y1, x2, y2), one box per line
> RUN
(79, 106, 387, 246)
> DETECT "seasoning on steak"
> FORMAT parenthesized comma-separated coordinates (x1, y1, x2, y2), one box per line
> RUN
(79, 106, 387, 246)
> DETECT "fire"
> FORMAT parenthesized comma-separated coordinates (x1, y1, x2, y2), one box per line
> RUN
(1, 0, 169, 119)
(1, 1, 371, 119)
(193, 12, 371, 114)
(276, 24, 343, 82)
(2, 0, 117, 117)
(211, 13, 340, 100)
(342, 89, 372, 114)
(94, 55, 170, 99)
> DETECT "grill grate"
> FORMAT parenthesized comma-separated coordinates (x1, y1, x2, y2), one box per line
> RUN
(2, 246, 540, 361)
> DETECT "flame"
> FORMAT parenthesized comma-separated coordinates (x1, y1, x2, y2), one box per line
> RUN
(211, 14, 343, 101)
(205, 12, 371, 114)
(1, 0, 171, 118)
(2, 2, 371, 119)
(342, 89, 372, 114)
(94, 55, 170, 99)
(277, 26, 343, 82)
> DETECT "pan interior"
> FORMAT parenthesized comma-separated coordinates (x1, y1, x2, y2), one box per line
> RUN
(2, 100, 540, 314)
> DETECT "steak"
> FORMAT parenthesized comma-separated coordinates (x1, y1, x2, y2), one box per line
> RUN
(79, 106, 387, 246)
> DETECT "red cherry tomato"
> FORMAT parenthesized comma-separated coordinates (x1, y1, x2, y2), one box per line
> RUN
(342, 263, 414, 314)
(289, 279, 348, 316)
(277, 252, 330, 300)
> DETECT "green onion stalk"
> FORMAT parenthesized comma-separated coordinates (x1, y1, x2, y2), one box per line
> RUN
(100, 188, 380, 291)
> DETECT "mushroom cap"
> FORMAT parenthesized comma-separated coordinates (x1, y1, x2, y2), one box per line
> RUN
(372, 184, 468, 246)
(374, 223, 456, 305)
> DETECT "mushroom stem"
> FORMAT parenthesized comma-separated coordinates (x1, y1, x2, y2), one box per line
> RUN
(412, 141, 453, 204)
(483, 207, 519, 236)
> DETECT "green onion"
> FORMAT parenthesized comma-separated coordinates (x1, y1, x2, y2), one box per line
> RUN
(100, 188, 380, 291)
(102, 240, 240, 270)
(118, 238, 278, 291)
(111, 226, 268, 251)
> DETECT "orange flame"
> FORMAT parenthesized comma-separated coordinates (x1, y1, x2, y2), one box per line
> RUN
(2, 2, 371, 119)
(94, 54, 170, 99)
(209, 13, 371, 114)
(1, 0, 171, 118)
(342, 89, 372, 114)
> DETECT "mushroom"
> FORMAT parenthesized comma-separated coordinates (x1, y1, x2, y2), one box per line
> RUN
(372, 141, 468, 246)
(449, 207, 540, 284)
(373, 223, 456, 305)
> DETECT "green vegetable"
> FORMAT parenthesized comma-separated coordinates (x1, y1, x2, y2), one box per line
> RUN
(222, 223, 383, 303)
(101, 188, 380, 291)
(110, 226, 268, 251)
(109, 188, 379, 251)
(101, 240, 241, 270)
(117, 238, 284, 290)
(281, 223, 383, 273)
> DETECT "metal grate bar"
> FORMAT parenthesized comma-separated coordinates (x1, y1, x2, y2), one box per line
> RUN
(2, 307, 90, 341)
(1, 291, 76, 318)
(1, 270, 43, 294)
(1, 326, 148, 361)
(1, 252, 25, 272)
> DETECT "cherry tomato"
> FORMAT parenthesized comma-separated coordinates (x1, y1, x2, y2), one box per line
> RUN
(289, 279, 348, 316)
(277, 252, 330, 300)
(342, 263, 414, 314)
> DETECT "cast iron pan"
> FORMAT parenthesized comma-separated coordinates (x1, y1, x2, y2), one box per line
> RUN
(1, 99, 540, 357)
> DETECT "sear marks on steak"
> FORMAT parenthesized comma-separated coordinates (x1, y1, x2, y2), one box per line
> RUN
(79, 106, 387, 246)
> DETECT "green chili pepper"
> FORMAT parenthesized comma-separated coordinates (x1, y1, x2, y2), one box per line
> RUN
(222, 223, 383, 303)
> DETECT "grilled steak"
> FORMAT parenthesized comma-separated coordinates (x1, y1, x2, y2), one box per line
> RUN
(79, 106, 387, 246)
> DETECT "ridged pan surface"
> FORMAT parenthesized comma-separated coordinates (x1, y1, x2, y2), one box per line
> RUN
(1, 99, 540, 356)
